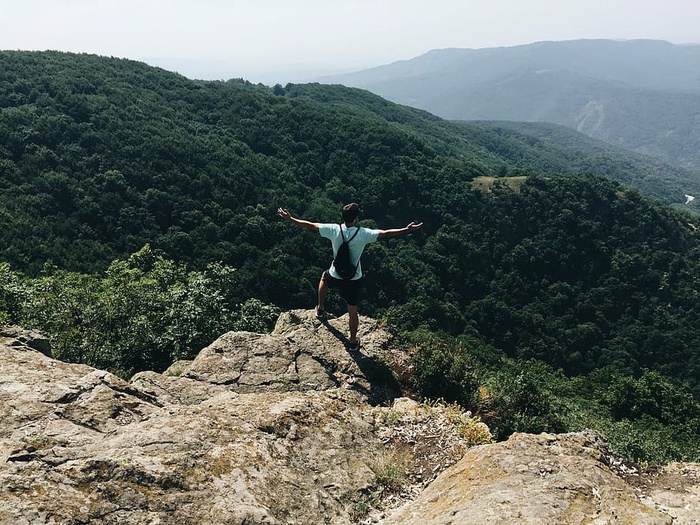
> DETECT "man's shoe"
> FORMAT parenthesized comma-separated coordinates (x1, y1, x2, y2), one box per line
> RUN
(347, 338, 361, 351)
(315, 306, 326, 320)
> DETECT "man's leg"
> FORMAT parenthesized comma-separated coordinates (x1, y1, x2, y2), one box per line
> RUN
(348, 304, 359, 344)
(317, 272, 328, 311)
(344, 280, 361, 346)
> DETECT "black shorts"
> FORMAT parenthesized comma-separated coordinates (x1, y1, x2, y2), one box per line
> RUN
(322, 270, 361, 306)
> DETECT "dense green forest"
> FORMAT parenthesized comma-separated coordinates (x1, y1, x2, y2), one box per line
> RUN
(1, 51, 699, 462)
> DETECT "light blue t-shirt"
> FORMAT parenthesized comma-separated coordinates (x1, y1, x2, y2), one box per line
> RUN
(318, 223, 381, 280)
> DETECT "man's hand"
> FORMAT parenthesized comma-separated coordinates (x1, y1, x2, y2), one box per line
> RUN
(405, 221, 423, 233)
(277, 207, 293, 222)
(277, 207, 320, 231)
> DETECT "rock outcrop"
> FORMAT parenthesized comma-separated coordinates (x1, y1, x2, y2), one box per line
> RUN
(382, 431, 691, 525)
(1, 310, 698, 524)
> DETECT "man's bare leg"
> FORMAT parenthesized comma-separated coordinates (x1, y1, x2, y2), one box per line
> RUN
(316, 274, 327, 314)
(348, 304, 359, 344)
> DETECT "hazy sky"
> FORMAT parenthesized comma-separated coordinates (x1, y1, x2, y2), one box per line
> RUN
(1, 0, 699, 83)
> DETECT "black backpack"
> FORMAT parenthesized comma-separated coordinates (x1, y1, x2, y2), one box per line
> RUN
(334, 225, 360, 280)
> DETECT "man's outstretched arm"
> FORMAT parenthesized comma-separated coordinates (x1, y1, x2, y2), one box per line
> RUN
(378, 221, 423, 239)
(277, 207, 320, 232)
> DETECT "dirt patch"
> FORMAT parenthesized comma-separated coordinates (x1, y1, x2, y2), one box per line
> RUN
(615, 462, 700, 523)
(622, 463, 699, 493)
(362, 399, 493, 523)
(472, 175, 528, 193)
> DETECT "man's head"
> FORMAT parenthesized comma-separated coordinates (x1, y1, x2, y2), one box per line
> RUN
(342, 202, 360, 224)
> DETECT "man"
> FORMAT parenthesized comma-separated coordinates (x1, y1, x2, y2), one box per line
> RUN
(277, 202, 423, 350)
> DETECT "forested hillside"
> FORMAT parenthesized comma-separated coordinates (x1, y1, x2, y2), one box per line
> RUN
(1, 51, 699, 462)
(453, 120, 700, 209)
(1, 50, 695, 276)
(285, 82, 700, 208)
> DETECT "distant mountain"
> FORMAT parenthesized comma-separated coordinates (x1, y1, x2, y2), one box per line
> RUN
(319, 39, 700, 171)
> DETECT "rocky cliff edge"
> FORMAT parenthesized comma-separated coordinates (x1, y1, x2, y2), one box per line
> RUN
(1, 311, 698, 524)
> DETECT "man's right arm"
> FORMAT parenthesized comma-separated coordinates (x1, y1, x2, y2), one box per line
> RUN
(277, 207, 320, 232)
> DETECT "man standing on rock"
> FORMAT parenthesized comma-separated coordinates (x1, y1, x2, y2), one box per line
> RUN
(277, 203, 422, 350)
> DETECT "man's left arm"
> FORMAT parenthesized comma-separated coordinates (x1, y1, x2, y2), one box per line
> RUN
(377, 222, 423, 239)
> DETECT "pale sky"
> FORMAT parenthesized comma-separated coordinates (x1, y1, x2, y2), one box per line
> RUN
(1, 0, 699, 84)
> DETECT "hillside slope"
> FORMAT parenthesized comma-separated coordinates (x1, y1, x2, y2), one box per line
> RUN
(456, 120, 700, 208)
(286, 82, 700, 207)
(0, 50, 696, 277)
(319, 39, 700, 170)
(2, 51, 700, 396)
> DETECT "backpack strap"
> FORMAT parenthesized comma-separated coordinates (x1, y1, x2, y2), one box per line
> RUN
(340, 224, 361, 243)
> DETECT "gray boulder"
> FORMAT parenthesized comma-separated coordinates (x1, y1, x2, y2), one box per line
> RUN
(383, 431, 677, 524)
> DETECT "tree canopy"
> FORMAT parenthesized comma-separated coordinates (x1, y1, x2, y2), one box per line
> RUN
(2, 50, 700, 461)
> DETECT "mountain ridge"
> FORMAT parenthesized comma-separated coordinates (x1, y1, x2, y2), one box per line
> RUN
(323, 39, 700, 92)
(318, 39, 700, 170)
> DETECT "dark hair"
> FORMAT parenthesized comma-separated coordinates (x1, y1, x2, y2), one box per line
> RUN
(342, 202, 360, 223)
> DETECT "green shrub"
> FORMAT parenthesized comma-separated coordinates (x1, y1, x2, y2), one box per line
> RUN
(409, 330, 481, 409)
(233, 298, 281, 333)
(602, 369, 700, 427)
(0, 262, 28, 325)
(480, 360, 566, 440)
(17, 247, 277, 377)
